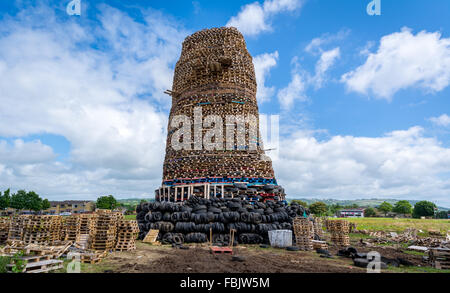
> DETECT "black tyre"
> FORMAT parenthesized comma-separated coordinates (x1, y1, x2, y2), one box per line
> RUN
(286, 246, 299, 251)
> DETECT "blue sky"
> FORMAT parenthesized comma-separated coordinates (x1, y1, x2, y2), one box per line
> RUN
(0, 0, 450, 207)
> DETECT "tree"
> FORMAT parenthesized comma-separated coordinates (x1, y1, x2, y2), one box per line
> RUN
(309, 202, 328, 216)
(364, 207, 376, 217)
(41, 199, 51, 210)
(378, 201, 393, 217)
(328, 204, 342, 216)
(413, 201, 437, 219)
(393, 200, 412, 216)
(24, 191, 43, 211)
(10, 190, 27, 210)
(96, 195, 118, 210)
(290, 200, 308, 207)
(0, 189, 11, 210)
(437, 210, 449, 219)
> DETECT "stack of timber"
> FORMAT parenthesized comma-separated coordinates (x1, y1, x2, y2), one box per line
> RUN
(115, 220, 139, 251)
(89, 210, 123, 251)
(159, 27, 285, 201)
(64, 215, 81, 242)
(429, 248, 450, 270)
(292, 217, 313, 251)
(21, 215, 63, 245)
(7, 215, 29, 241)
(6, 255, 63, 273)
(0, 217, 10, 244)
(326, 220, 350, 247)
(312, 217, 324, 240)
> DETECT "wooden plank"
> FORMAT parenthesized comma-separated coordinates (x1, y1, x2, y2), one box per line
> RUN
(143, 229, 159, 244)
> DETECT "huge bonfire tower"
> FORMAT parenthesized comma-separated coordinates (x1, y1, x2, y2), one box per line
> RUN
(156, 27, 285, 202)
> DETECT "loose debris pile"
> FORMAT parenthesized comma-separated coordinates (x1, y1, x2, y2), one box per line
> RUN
(137, 196, 309, 245)
(356, 228, 449, 248)
(334, 246, 414, 270)
(1, 240, 71, 273)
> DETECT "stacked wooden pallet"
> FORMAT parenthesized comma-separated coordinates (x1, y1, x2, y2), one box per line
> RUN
(89, 210, 123, 251)
(79, 214, 96, 234)
(0, 217, 10, 244)
(64, 215, 81, 242)
(6, 254, 63, 273)
(326, 220, 350, 247)
(312, 217, 324, 240)
(429, 248, 450, 269)
(115, 220, 139, 251)
(161, 27, 279, 191)
(292, 217, 314, 251)
(21, 215, 63, 245)
(312, 240, 328, 250)
(7, 215, 28, 241)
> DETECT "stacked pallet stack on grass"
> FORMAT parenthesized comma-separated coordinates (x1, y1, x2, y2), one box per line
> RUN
(115, 220, 139, 251)
(312, 217, 324, 240)
(326, 220, 350, 247)
(292, 217, 314, 251)
(0, 217, 10, 244)
(89, 210, 123, 251)
(7, 215, 29, 241)
(79, 214, 96, 234)
(429, 248, 450, 270)
(73, 214, 96, 249)
(64, 215, 81, 242)
(21, 215, 63, 245)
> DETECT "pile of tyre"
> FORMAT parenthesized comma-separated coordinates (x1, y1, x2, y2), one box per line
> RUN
(136, 196, 308, 245)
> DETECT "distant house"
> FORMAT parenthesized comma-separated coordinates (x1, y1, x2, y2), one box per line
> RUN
(338, 208, 365, 218)
(44, 200, 95, 215)
(0, 208, 16, 216)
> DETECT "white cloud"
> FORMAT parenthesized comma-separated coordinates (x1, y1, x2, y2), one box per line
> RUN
(226, 0, 304, 36)
(0, 140, 55, 165)
(277, 47, 340, 109)
(253, 51, 279, 103)
(305, 29, 349, 55)
(311, 47, 340, 88)
(430, 114, 450, 127)
(277, 72, 307, 110)
(0, 3, 188, 199)
(342, 27, 450, 99)
(273, 126, 450, 207)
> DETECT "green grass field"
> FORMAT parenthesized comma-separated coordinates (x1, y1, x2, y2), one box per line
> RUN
(124, 214, 136, 220)
(334, 217, 450, 235)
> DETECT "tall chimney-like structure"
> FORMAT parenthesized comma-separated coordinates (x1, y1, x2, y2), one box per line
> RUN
(157, 27, 285, 202)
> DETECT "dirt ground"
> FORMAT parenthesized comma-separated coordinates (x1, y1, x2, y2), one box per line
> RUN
(87, 240, 431, 273)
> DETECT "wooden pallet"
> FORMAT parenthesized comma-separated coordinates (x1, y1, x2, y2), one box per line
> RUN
(143, 229, 160, 243)
(210, 246, 233, 255)
(7, 259, 63, 273)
